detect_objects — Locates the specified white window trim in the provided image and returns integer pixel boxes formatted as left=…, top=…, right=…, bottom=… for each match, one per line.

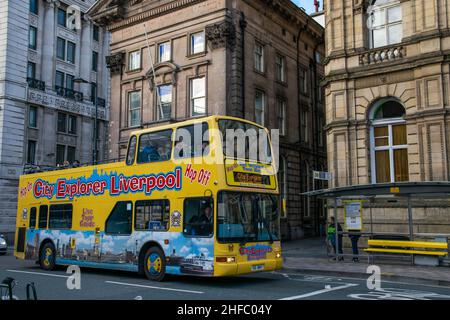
left=128, top=91, right=142, bottom=127
left=128, top=50, right=141, bottom=71
left=369, top=1, right=402, bottom=49
left=278, top=99, right=286, bottom=136
left=190, top=76, right=206, bottom=117
left=254, top=42, right=265, bottom=73
left=370, top=118, right=407, bottom=184
left=255, top=90, right=265, bottom=126
left=157, top=41, right=172, bottom=63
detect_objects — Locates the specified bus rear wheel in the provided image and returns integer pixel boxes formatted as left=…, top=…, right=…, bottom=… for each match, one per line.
left=143, top=247, right=166, bottom=282
left=39, top=242, right=56, bottom=271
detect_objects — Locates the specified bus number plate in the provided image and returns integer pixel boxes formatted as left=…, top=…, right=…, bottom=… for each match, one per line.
left=251, top=264, right=264, bottom=271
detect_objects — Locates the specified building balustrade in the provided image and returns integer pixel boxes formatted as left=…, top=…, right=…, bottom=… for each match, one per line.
left=55, top=86, right=84, bottom=102
left=359, top=45, right=406, bottom=65
left=26, top=78, right=46, bottom=91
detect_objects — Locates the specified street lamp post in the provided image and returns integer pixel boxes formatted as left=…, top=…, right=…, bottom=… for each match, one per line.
left=74, top=77, right=98, bottom=165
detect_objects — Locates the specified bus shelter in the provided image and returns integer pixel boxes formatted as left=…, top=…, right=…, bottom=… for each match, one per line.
left=302, top=182, right=450, bottom=265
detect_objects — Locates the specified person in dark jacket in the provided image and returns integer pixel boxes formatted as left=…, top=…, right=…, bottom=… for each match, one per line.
left=348, top=231, right=361, bottom=262
left=327, top=217, right=344, bottom=261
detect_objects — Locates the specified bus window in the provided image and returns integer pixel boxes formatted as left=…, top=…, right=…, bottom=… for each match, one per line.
left=135, top=200, right=170, bottom=231
left=174, top=122, right=209, bottom=159
left=29, top=207, right=37, bottom=229
left=137, top=129, right=172, bottom=164
left=105, top=201, right=132, bottom=235
left=183, top=197, right=213, bottom=237
left=49, top=204, right=73, bottom=229
left=38, top=205, right=48, bottom=229
left=126, top=135, right=137, bottom=165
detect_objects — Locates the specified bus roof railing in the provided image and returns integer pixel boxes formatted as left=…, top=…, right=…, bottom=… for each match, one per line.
left=22, top=157, right=126, bottom=175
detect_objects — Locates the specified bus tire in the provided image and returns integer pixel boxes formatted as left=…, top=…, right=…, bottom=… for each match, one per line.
left=143, top=246, right=166, bottom=282
left=39, top=242, right=56, bottom=271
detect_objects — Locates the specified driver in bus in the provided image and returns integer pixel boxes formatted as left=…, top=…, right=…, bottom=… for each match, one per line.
left=188, top=205, right=213, bottom=236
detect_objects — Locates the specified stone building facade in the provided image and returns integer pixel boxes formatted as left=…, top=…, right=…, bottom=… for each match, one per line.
left=0, top=0, right=110, bottom=242
left=90, top=0, right=325, bottom=239
left=324, top=0, right=450, bottom=234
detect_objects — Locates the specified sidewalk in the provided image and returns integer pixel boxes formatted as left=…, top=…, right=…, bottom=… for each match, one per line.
left=282, top=238, right=450, bottom=286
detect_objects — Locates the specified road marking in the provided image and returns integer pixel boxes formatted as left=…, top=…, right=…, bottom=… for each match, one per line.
left=6, top=269, right=69, bottom=278
left=105, top=280, right=204, bottom=294
left=279, top=283, right=358, bottom=300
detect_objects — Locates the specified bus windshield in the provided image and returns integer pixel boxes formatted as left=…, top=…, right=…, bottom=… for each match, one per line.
left=217, top=191, right=279, bottom=243
left=218, top=119, right=272, bottom=163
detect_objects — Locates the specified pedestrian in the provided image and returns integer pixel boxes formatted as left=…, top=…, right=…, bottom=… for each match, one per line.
left=327, top=217, right=344, bottom=261
left=348, top=231, right=361, bottom=262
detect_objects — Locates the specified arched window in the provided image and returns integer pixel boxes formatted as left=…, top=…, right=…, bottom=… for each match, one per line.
left=369, top=98, right=408, bottom=183
left=278, top=156, right=287, bottom=218
left=369, top=0, right=402, bottom=48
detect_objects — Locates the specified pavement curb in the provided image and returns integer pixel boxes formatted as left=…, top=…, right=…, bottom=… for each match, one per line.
left=282, top=266, right=450, bottom=287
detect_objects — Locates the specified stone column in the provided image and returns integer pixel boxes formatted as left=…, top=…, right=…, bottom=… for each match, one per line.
left=41, top=0, right=55, bottom=88
left=79, top=17, right=92, bottom=98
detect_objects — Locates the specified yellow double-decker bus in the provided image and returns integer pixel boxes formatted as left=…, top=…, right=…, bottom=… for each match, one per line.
left=14, top=116, right=282, bottom=281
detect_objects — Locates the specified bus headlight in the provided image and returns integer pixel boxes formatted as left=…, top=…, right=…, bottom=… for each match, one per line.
left=216, top=256, right=236, bottom=263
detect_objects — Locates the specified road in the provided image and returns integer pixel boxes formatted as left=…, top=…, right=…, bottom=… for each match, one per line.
left=1, top=252, right=450, bottom=300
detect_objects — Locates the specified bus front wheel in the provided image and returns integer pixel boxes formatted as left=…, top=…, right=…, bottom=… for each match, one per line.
left=143, top=247, right=166, bottom=282
left=39, top=242, right=56, bottom=271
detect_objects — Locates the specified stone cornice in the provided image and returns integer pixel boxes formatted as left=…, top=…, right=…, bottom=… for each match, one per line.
left=92, top=0, right=208, bottom=31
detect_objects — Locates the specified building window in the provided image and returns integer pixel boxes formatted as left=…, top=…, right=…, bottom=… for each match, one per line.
left=57, top=113, right=67, bottom=132
left=254, top=42, right=264, bottom=73
left=56, top=37, right=66, bottom=60
left=55, top=71, right=64, bottom=88
left=255, top=90, right=265, bottom=125
left=275, top=54, right=286, bottom=82
left=65, top=74, right=74, bottom=90
left=29, top=106, right=37, bottom=128
left=68, top=115, right=77, bottom=134
left=57, top=8, right=66, bottom=28
left=190, top=32, right=205, bottom=55
left=30, top=0, right=39, bottom=15
left=158, top=42, right=171, bottom=63
left=29, top=26, right=37, bottom=50
left=301, top=109, right=309, bottom=143
left=91, top=83, right=97, bottom=103
left=135, top=200, right=170, bottom=231
left=157, top=85, right=172, bottom=120
left=67, top=146, right=76, bottom=163
left=370, top=0, right=402, bottom=48
left=92, top=51, right=98, bottom=72
left=128, top=50, right=141, bottom=71
left=67, top=41, right=76, bottom=63
left=93, top=25, right=99, bottom=42
left=27, top=140, right=36, bottom=164
left=56, top=144, right=65, bottom=165
left=190, top=77, right=206, bottom=116
left=277, top=98, right=286, bottom=136
left=299, top=67, right=308, bottom=95
left=128, top=91, right=141, bottom=127
left=370, top=99, right=408, bottom=183
left=278, top=156, right=287, bottom=218
left=27, top=62, right=36, bottom=79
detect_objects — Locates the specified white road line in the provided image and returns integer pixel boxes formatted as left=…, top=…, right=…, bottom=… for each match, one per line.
left=105, top=280, right=204, bottom=294
left=6, top=269, right=69, bottom=278
left=279, top=283, right=359, bottom=300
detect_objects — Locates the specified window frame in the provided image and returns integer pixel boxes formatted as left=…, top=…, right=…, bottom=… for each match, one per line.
left=105, top=201, right=133, bottom=236
left=157, top=41, right=172, bottom=63
left=93, top=24, right=99, bottom=42
left=128, top=90, right=142, bottom=127
left=29, top=26, right=37, bottom=50
left=30, top=0, right=39, bottom=15
left=57, top=8, right=67, bottom=28
left=68, top=114, right=77, bottom=134
left=369, top=1, right=403, bottom=49
left=275, top=54, right=286, bottom=83
left=277, top=98, right=286, bottom=136
left=38, top=205, right=48, bottom=229
left=27, top=62, right=36, bottom=80
left=29, top=207, right=37, bottom=229
left=134, top=199, right=170, bottom=232
left=126, top=135, right=137, bottom=165
left=128, top=49, right=141, bottom=72
left=57, top=112, right=67, bottom=133
left=189, top=31, right=206, bottom=56
left=48, top=204, right=73, bottom=230
left=28, top=105, right=38, bottom=128
left=370, top=119, right=408, bottom=184
left=137, top=129, right=173, bottom=164
left=92, top=51, right=98, bottom=72
left=67, top=41, right=76, bottom=64
left=156, top=84, right=173, bottom=121
left=189, top=76, right=206, bottom=117
left=254, top=89, right=266, bottom=126
left=174, top=122, right=210, bottom=160
left=27, top=140, right=37, bottom=164
left=183, top=196, right=214, bottom=238
left=254, top=41, right=265, bottom=73
left=56, top=37, right=66, bottom=60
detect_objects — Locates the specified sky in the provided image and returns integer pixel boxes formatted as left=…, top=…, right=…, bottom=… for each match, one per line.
left=291, top=0, right=322, bottom=14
